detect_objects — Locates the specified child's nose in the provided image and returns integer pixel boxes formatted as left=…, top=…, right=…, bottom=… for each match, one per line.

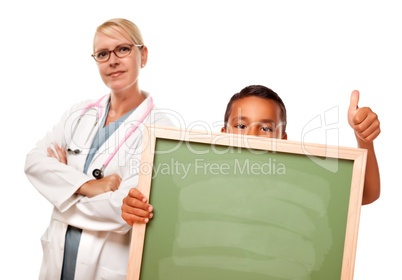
left=246, top=126, right=259, bottom=136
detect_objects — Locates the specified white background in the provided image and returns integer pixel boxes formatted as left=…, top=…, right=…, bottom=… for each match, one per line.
left=1, top=0, right=401, bottom=279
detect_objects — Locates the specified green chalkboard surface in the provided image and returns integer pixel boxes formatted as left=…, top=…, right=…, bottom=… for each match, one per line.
left=128, top=127, right=367, bottom=280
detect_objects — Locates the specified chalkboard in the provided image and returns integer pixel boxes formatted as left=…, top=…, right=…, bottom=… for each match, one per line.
left=127, top=126, right=367, bottom=280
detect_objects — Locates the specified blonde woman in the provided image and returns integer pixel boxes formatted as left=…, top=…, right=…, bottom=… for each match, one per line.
left=25, top=18, right=170, bottom=280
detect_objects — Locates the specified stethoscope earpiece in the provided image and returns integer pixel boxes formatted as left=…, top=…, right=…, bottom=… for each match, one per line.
left=67, top=148, right=81, bottom=154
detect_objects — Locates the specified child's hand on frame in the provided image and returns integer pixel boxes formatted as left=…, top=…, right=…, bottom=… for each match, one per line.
left=122, top=188, right=154, bottom=226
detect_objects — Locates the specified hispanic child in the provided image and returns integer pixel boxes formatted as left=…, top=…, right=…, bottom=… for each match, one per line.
left=121, top=85, right=381, bottom=225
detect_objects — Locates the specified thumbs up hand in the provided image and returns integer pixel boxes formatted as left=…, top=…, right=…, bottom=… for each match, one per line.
left=348, top=90, right=381, bottom=143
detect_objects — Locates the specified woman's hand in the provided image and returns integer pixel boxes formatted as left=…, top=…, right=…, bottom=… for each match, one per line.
left=47, top=144, right=122, bottom=197
left=121, top=188, right=153, bottom=226
left=76, top=174, right=122, bottom=198
left=47, top=144, right=67, bottom=164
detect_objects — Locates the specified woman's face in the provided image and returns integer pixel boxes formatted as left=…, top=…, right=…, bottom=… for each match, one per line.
left=93, top=29, right=147, bottom=94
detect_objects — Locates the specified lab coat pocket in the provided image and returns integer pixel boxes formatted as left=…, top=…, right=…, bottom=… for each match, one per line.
left=39, top=221, right=67, bottom=280
left=99, top=266, right=126, bottom=280
left=39, top=228, right=62, bottom=280
left=40, top=228, right=54, bottom=261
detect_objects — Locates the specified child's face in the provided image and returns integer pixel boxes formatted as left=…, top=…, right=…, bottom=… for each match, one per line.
left=221, top=96, right=287, bottom=139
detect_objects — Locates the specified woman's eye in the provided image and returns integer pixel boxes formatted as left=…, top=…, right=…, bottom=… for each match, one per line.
left=235, top=124, right=246, bottom=129
left=97, top=51, right=108, bottom=58
left=118, top=46, right=131, bottom=53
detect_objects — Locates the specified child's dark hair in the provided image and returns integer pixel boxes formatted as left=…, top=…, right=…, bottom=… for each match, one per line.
left=223, top=85, right=287, bottom=130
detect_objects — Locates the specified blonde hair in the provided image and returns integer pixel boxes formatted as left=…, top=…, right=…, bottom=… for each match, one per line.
left=94, top=18, right=144, bottom=51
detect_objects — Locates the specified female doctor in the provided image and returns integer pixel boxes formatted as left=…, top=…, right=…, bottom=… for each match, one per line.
left=24, top=18, right=171, bottom=280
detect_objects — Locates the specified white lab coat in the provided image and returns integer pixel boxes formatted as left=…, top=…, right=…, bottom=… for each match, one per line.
left=25, top=93, right=173, bottom=280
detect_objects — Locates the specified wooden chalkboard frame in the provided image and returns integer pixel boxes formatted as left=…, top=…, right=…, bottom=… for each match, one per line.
left=127, top=125, right=367, bottom=280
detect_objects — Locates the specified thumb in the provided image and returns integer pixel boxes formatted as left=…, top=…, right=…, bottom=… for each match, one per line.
left=349, top=90, right=360, bottom=112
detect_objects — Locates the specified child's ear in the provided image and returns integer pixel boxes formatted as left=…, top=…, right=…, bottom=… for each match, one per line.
left=221, top=127, right=227, bottom=133
left=282, top=132, right=287, bottom=140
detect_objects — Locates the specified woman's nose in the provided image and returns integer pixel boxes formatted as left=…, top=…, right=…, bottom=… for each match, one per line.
left=108, top=52, right=120, bottom=66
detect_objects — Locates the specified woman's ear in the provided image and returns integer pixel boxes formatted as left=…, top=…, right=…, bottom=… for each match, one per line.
left=282, top=132, right=287, bottom=140
left=141, top=46, right=148, bottom=68
left=221, top=127, right=226, bottom=133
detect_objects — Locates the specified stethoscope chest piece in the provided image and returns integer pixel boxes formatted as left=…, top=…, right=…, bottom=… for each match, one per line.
left=93, top=166, right=105, bottom=180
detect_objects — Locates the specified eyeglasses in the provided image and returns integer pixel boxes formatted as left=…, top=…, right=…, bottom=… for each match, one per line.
left=91, top=44, right=143, bottom=62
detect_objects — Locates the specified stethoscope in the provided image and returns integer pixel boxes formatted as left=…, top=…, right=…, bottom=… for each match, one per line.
left=66, top=95, right=154, bottom=180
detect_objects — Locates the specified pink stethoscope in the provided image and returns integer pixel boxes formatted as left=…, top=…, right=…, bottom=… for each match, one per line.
left=66, top=94, right=153, bottom=179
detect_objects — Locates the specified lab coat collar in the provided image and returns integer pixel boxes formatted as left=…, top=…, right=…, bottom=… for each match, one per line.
left=87, top=92, right=153, bottom=173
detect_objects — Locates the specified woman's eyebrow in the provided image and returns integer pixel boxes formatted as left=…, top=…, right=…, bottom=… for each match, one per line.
left=94, top=47, right=108, bottom=52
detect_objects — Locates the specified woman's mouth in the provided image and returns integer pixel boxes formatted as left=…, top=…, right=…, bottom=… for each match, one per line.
left=109, top=71, right=125, bottom=78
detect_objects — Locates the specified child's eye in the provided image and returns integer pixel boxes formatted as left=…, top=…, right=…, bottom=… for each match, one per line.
left=235, top=124, right=246, bottom=129
left=261, top=126, right=272, bottom=132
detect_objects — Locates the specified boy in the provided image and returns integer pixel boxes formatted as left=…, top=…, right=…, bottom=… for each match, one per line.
left=122, top=85, right=381, bottom=225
